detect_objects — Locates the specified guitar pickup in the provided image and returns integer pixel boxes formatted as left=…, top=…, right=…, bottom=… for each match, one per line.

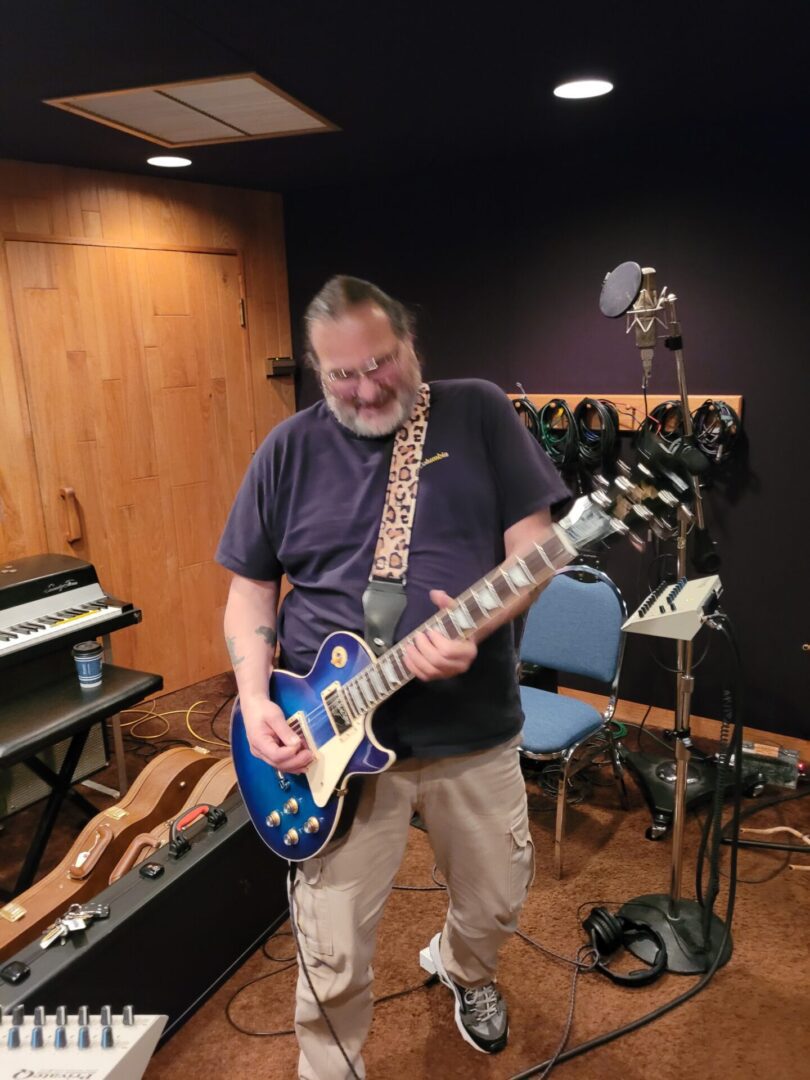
left=322, top=683, right=353, bottom=736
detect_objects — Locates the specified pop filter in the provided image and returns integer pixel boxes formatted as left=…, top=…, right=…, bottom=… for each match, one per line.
left=600, top=261, right=643, bottom=318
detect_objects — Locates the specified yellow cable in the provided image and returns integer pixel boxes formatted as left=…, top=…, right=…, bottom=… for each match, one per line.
left=185, top=700, right=231, bottom=748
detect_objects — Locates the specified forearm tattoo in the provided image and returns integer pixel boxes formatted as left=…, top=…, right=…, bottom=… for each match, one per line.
left=226, top=635, right=245, bottom=667
left=255, top=625, right=277, bottom=648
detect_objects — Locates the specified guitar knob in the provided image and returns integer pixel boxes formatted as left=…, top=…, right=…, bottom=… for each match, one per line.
left=283, top=798, right=299, bottom=815
left=283, top=829, right=300, bottom=846
left=303, top=817, right=320, bottom=834
left=275, top=770, right=291, bottom=791
left=266, top=811, right=282, bottom=827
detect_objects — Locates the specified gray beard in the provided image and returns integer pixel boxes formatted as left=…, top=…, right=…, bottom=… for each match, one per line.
left=323, top=372, right=422, bottom=438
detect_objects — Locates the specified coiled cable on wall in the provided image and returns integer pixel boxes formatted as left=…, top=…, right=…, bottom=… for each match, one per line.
left=691, top=399, right=740, bottom=464
left=537, top=398, right=579, bottom=470
left=513, top=385, right=541, bottom=441
left=573, top=398, right=619, bottom=470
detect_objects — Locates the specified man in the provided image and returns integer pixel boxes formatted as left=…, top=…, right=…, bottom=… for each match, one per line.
left=216, top=276, right=568, bottom=1079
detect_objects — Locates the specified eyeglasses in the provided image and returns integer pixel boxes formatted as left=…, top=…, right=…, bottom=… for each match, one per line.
left=322, top=348, right=401, bottom=385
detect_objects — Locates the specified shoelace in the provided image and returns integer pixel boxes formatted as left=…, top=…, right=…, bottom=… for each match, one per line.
left=462, top=984, right=500, bottom=1023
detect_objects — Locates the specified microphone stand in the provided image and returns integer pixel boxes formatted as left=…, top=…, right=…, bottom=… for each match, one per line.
left=619, top=290, right=732, bottom=973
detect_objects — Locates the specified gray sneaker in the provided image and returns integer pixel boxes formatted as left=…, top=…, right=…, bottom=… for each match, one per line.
left=428, top=933, right=508, bottom=1054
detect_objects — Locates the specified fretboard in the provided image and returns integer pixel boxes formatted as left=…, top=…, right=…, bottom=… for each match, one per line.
left=337, top=526, right=576, bottom=720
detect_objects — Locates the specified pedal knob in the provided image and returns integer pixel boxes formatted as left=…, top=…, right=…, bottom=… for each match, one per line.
left=78, top=1025, right=90, bottom=1049
left=54, top=1026, right=67, bottom=1048
left=283, top=829, right=300, bottom=846
left=31, top=1025, right=44, bottom=1048
left=55, top=1006, right=67, bottom=1026
left=7, top=1026, right=20, bottom=1049
left=122, top=1005, right=135, bottom=1026
left=101, top=1025, right=114, bottom=1048
left=266, top=810, right=282, bottom=827
left=34, top=1005, right=45, bottom=1025
left=303, top=817, right=320, bottom=834
left=283, top=798, right=299, bottom=815
left=100, top=1005, right=112, bottom=1026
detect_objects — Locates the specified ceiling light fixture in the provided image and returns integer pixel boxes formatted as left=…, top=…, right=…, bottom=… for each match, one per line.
left=553, top=79, right=614, bottom=100
left=147, top=155, right=192, bottom=167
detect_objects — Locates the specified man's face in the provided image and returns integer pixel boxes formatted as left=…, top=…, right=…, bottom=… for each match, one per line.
left=310, top=302, right=422, bottom=437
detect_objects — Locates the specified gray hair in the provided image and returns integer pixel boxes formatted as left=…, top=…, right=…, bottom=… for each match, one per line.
left=303, top=276, right=416, bottom=369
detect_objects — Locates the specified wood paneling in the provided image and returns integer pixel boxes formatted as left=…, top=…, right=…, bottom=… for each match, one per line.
left=0, top=159, right=294, bottom=691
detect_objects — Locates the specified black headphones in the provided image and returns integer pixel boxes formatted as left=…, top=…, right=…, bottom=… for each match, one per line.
left=582, top=907, right=668, bottom=987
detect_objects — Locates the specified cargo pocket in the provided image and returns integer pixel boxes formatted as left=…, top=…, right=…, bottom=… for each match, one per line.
left=292, top=858, right=334, bottom=958
left=508, top=813, right=536, bottom=908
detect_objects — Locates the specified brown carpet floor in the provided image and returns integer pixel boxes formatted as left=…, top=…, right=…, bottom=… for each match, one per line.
left=2, top=674, right=809, bottom=1079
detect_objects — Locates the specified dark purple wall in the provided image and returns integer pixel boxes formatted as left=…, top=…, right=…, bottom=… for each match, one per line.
left=283, top=150, right=807, bottom=739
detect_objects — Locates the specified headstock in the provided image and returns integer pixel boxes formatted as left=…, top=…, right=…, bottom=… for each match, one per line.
left=557, top=460, right=686, bottom=554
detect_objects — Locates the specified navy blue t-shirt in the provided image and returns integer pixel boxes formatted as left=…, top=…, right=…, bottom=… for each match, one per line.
left=216, top=379, right=569, bottom=757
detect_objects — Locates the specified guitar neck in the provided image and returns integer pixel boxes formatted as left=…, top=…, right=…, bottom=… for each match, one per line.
left=341, top=525, right=576, bottom=715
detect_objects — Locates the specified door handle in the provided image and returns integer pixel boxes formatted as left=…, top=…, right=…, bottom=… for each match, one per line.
left=59, top=486, right=82, bottom=543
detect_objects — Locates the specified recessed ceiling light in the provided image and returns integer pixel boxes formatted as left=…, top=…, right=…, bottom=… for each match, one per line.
left=553, top=79, right=614, bottom=100
left=147, top=155, right=192, bottom=167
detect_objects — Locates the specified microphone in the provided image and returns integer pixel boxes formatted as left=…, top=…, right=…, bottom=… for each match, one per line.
left=628, top=267, right=660, bottom=384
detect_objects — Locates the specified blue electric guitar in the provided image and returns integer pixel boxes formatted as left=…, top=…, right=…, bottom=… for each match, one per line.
left=232, top=465, right=683, bottom=861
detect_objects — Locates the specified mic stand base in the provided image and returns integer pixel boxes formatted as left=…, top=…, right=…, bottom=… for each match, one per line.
left=619, top=894, right=732, bottom=974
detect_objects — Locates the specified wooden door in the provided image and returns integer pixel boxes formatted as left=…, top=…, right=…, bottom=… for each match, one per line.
left=5, top=240, right=254, bottom=692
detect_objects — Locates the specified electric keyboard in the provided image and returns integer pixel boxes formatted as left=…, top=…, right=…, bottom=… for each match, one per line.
left=0, top=554, right=141, bottom=669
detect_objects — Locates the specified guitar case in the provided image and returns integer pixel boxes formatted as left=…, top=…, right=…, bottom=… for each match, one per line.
left=108, top=757, right=237, bottom=883
left=0, top=746, right=219, bottom=960
left=0, top=791, right=289, bottom=1043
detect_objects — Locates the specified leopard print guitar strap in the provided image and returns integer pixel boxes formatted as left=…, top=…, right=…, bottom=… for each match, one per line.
left=362, top=382, right=431, bottom=656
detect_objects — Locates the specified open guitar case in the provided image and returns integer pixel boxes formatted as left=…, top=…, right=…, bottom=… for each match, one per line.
left=0, top=792, right=289, bottom=1044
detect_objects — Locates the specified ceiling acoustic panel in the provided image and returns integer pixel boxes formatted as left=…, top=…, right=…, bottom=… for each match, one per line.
left=44, top=73, right=338, bottom=147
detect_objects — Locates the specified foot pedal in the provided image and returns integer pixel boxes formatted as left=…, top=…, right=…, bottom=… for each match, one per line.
left=419, top=946, right=437, bottom=975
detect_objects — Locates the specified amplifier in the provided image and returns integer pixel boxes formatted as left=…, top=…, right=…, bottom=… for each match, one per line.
left=0, top=722, right=109, bottom=820
left=0, top=792, right=289, bottom=1043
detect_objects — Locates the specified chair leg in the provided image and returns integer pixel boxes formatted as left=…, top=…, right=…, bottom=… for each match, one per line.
left=554, top=750, right=573, bottom=879
left=608, top=729, right=630, bottom=810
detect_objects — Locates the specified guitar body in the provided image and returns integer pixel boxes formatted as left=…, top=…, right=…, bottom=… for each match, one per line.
left=231, top=631, right=394, bottom=862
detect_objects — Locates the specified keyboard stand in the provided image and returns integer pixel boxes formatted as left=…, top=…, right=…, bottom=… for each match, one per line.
left=0, top=653, right=162, bottom=900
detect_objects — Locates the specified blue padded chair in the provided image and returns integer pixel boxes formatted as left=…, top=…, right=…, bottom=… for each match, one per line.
left=519, top=566, right=629, bottom=878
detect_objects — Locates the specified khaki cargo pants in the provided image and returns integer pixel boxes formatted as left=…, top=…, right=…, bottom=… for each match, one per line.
left=292, top=735, right=534, bottom=1080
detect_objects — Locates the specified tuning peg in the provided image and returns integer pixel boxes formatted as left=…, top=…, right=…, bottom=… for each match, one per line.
left=632, top=504, right=654, bottom=521
left=593, top=473, right=610, bottom=489
left=590, top=489, right=612, bottom=509
left=617, top=460, right=631, bottom=476
left=627, top=529, right=647, bottom=552
left=649, top=517, right=677, bottom=540
left=657, top=489, right=680, bottom=508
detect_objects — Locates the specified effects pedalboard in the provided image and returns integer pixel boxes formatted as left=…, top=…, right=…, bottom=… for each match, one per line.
left=0, top=1004, right=165, bottom=1079
left=623, top=575, right=722, bottom=641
